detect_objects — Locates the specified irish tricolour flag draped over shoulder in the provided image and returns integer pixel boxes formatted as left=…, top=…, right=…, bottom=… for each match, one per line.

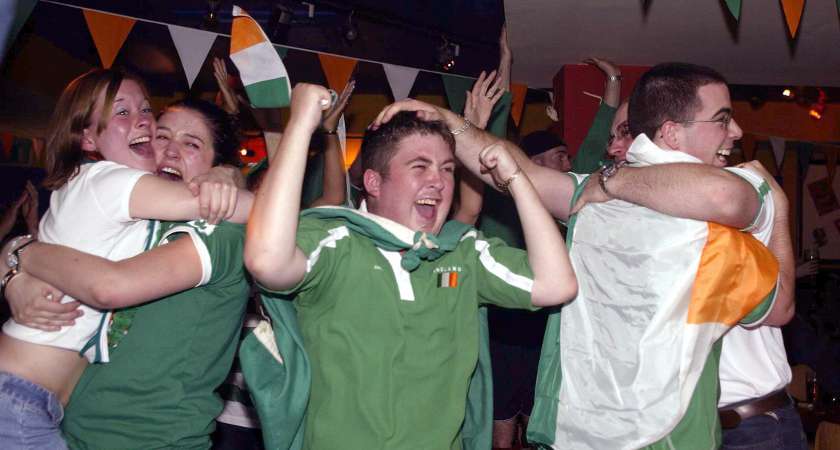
left=528, top=135, right=780, bottom=450
left=230, top=5, right=291, bottom=108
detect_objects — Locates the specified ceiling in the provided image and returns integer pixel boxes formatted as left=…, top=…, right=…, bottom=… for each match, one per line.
left=506, top=0, right=840, bottom=88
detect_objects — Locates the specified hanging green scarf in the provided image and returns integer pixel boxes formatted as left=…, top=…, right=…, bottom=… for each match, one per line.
left=239, top=207, right=493, bottom=450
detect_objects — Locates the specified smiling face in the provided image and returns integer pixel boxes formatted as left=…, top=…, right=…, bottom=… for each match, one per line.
left=153, top=107, right=216, bottom=181
left=81, top=79, right=156, bottom=172
left=364, top=133, right=455, bottom=234
left=675, top=83, right=743, bottom=168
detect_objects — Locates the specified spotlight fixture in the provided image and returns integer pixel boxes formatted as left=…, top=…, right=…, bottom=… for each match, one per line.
left=343, top=11, right=358, bottom=42
left=437, top=37, right=459, bottom=71
left=809, top=88, right=827, bottom=120
left=270, top=1, right=294, bottom=41
left=240, top=148, right=255, bottom=157
left=202, top=0, right=221, bottom=30
left=782, top=88, right=794, bottom=99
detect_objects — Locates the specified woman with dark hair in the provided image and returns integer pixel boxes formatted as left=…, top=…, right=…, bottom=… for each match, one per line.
left=4, top=97, right=252, bottom=449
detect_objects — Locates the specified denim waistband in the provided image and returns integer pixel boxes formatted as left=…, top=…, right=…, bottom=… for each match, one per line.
left=0, top=372, right=63, bottom=422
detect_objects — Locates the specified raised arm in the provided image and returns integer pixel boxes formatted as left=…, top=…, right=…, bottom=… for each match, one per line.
left=372, top=99, right=578, bottom=220
left=584, top=57, right=621, bottom=108
left=478, top=143, right=576, bottom=306
left=245, top=84, right=331, bottom=290
left=453, top=69, right=506, bottom=225
left=309, top=81, right=354, bottom=207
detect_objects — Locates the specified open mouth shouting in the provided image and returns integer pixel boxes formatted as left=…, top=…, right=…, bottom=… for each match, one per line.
left=128, top=135, right=153, bottom=159
left=716, top=147, right=731, bottom=165
left=415, top=197, right=439, bottom=222
left=157, top=165, right=183, bottom=181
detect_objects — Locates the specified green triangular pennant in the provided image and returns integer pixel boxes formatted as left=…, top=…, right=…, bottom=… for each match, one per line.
left=724, top=0, right=742, bottom=19
left=441, top=74, right=474, bottom=115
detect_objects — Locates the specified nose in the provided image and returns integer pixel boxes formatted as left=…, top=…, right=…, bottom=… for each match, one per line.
left=163, top=140, right=181, bottom=160
left=728, top=118, right=743, bottom=140
left=426, top=168, right=445, bottom=190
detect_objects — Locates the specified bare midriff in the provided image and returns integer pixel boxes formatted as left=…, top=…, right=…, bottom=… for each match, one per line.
left=0, top=333, right=87, bottom=405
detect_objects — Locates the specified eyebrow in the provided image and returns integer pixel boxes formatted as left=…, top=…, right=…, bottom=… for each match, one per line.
left=713, top=107, right=733, bottom=118
left=406, top=156, right=455, bottom=166
left=156, top=126, right=205, bottom=144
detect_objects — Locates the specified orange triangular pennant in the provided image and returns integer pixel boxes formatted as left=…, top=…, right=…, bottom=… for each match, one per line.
left=83, top=10, right=135, bottom=68
left=317, top=54, right=357, bottom=92
left=780, top=0, right=806, bottom=38
left=826, top=147, right=838, bottom=183
left=510, top=82, right=528, bottom=127
left=740, top=133, right=756, bottom=161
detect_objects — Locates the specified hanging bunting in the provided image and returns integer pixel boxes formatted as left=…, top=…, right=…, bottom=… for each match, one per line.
left=740, top=133, right=756, bottom=161
left=780, top=0, right=806, bottom=39
left=382, top=64, right=420, bottom=101
left=724, top=0, right=742, bottom=20
left=441, top=74, right=474, bottom=115
left=317, top=54, right=357, bottom=93
left=83, top=10, right=135, bottom=68
left=0, top=132, right=13, bottom=159
left=275, top=45, right=288, bottom=59
left=825, top=147, right=838, bottom=183
left=769, top=136, right=786, bottom=170
left=510, top=82, right=528, bottom=127
left=796, top=142, right=814, bottom=179
left=168, top=25, right=217, bottom=88
left=230, top=5, right=292, bottom=108
left=1, top=0, right=38, bottom=60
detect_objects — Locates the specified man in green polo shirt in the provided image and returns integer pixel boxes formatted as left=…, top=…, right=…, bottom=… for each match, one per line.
left=245, top=83, right=578, bottom=449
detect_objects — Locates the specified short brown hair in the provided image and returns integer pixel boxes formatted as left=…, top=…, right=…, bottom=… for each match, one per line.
left=360, top=111, right=454, bottom=179
left=43, top=69, right=148, bottom=190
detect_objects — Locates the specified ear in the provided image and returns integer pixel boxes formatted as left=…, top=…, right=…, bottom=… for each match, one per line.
left=80, top=127, right=98, bottom=153
left=658, top=121, right=682, bottom=150
left=363, top=169, right=383, bottom=199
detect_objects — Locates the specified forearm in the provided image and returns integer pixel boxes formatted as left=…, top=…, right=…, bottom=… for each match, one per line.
left=245, top=121, right=310, bottom=290
left=763, top=215, right=795, bottom=326
left=498, top=51, right=512, bottom=92
left=508, top=174, right=577, bottom=306
left=452, top=169, right=485, bottom=226
left=309, top=134, right=347, bottom=207
left=603, top=77, right=620, bottom=108
left=20, top=240, right=202, bottom=309
left=608, top=164, right=759, bottom=228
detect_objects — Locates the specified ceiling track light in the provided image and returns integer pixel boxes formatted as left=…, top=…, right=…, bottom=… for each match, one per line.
left=344, top=10, right=358, bottom=42
left=437, top=36, right=459, bottom=71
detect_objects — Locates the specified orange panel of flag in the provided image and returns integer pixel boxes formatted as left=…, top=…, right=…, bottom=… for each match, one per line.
left=780, top=0, right=806, bottom=38
left=510, top=82, right=528, bottom=127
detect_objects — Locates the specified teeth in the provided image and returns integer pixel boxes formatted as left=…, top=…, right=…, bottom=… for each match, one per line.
left=416, top=198, right=437, bottom=206
left=129, top=136, right=151, bottom=146
left=161, top=167, right=181, bottom=176
left=717, top=148, right=731, bottom=156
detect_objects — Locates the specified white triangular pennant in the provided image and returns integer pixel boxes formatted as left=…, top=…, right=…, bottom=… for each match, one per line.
left=769, top=136, right=786, bottom=169
left=168, top=24, right=217, bottom=88
left=382, top=63, right=419, bottom=101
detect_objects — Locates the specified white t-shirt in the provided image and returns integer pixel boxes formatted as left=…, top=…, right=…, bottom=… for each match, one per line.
left=3, top=161, right=149, bottom=363
left=718, top=168, right=791, bottom=407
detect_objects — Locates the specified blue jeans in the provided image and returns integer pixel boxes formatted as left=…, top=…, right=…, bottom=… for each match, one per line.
left=721, top=400, right=807, bottom=450
left=0, top=372, right=68, bottom=450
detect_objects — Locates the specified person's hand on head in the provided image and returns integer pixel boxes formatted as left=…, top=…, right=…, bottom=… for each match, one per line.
left=464, top=70, right=505, bottom=129
left=584, top=57, right=621, bottom=107
left=289, top=83, right=333, bottom=134
left=5, top=272, right=78, bottom=332
left=322, top=80, right=355, bottom=133
left=371, top=99, right=454, bottom=130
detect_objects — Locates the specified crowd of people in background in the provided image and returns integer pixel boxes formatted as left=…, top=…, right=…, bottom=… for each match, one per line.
left=0, top=24, right=815, bottom=450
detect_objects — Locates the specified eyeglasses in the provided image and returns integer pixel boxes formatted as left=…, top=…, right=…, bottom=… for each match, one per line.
left=678, top=114, right=732, bottom=129
left=607, top=122, right=630, bottom=146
